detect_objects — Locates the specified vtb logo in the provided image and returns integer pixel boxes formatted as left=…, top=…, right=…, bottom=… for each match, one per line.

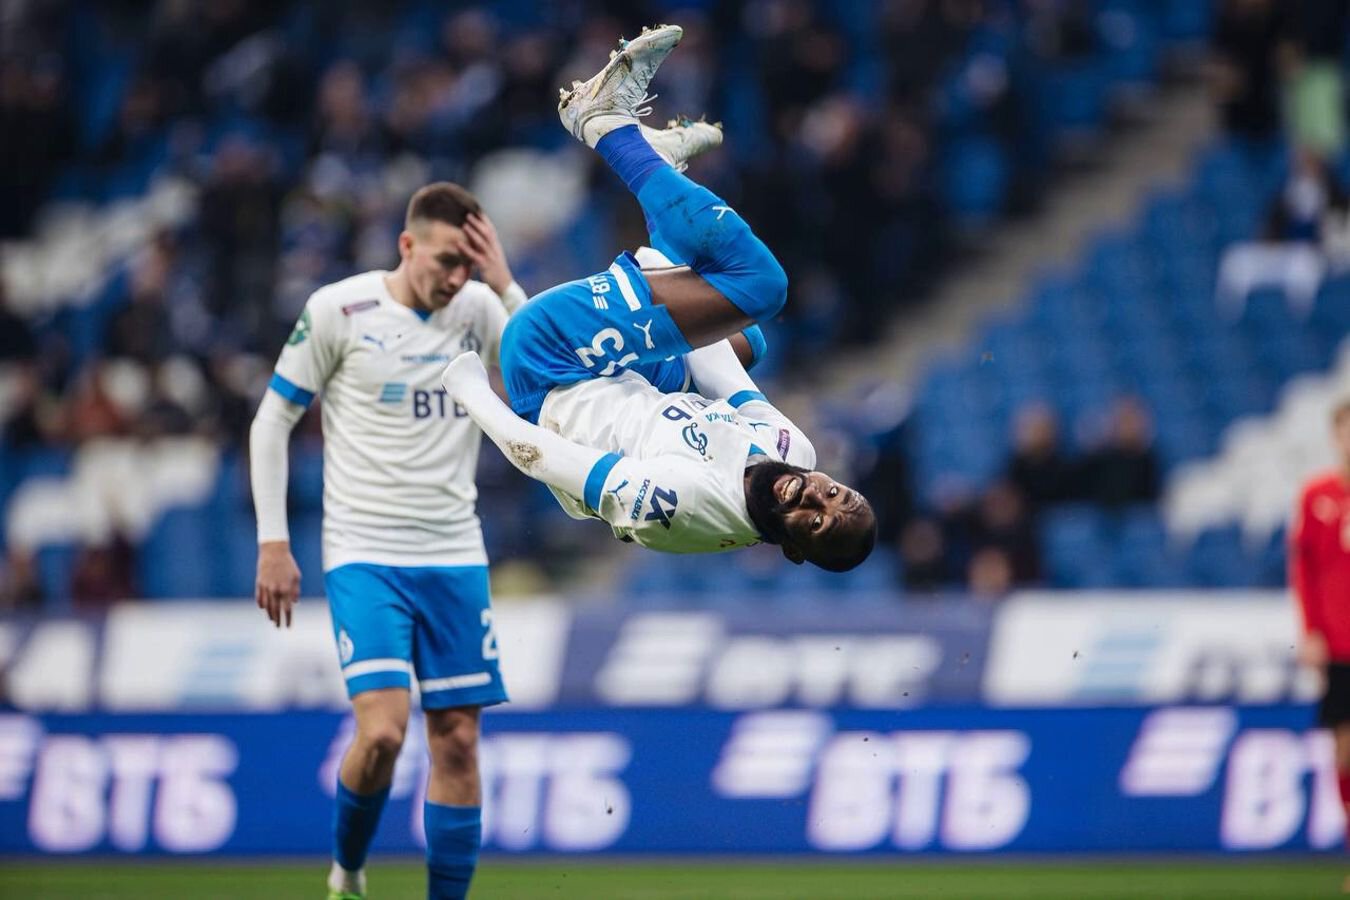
left=381, top=383, right=467, bottom=418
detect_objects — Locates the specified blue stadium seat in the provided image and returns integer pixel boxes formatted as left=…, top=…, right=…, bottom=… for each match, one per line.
left=139, top=507, right=218, bottom=599
left=1185, top=525, right=1259, bottom=587
left=1041, top=505, right=1108, bottom=588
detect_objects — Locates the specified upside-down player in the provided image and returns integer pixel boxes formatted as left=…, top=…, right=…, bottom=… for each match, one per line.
left=443, top=24, right=876, bottom=572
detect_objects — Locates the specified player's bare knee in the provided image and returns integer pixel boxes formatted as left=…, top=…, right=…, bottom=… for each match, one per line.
left=426, top=709, right=480, bottom=776
left=358, top=720, right=408, bottom=764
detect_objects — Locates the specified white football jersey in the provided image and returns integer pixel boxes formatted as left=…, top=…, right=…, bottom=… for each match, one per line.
left=537, top=370, right=816, bottom=553
left=271, top=270, right=508, bottom=570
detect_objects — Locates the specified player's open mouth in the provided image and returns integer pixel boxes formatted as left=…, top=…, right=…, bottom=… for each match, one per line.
left=776, top=474, right=803, bottom=506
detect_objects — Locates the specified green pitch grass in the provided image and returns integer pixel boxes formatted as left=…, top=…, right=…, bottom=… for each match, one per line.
left=0, top=858, right=1343, bottom=899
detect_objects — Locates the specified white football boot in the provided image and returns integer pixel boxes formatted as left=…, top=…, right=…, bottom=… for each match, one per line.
left=557, top=24, right=683, bottom=147
left=641, top=116, right=723, bottom=172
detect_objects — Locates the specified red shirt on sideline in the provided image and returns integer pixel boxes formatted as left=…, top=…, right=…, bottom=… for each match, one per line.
left=1292, top=471, right=1350, bottom=661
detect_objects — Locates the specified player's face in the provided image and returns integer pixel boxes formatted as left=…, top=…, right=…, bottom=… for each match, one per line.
left=770, top=470, right=875, bottom=570
left=402, top=220, right=472, bottom=311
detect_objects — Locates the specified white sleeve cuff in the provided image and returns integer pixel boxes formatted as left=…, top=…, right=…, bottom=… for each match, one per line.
left=497, top=280, right=528, bottom=315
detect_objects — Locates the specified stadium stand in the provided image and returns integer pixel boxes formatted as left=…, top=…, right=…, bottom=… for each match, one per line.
left=6, top=1, right=1337, bottom=605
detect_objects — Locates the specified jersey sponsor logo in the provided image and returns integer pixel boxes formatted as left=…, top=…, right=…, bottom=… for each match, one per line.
left=607, top=479, right=629, bottom=502
left=361, top=334, right=386, bottom=351
left=777, top=428, right=791, bottom=460
left=286, top=309, right=311, bottom=346
left=705, top=411, right=735, bottom=424
left=682, top=423, right=709, bottom=457
left=588, top=274, right=612, bottom=310
left=379, top=382, right=408, bottom=404
left=745, top=420, right=771, bottom=432
left=341, top=299, right=380, bottom=315
left=460, top=327, right=482, bottom=354
left=413, top=388, right=467, bottom=419
left=400, top=353, right=451, bottom=365
left=662, top=404, right=693, bottom=422
left=644, top=487, right=679, bottom=529
left=629, top=478, right=651, bottom=522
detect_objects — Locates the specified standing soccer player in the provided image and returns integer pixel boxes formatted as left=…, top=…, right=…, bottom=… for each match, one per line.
left=250, top=183, right=524, bottom=900
left=1291, top=397, right=1350, bottom=856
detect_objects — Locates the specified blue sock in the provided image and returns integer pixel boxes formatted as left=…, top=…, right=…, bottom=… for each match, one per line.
left=596, top=125, right=668, bottom=194
left=333, top=781, right=390, bottom=872
left=741, top=325, right=768, bottom=370
left=424, top=802, right=481, bottom=900
left=634, top=166, right=787, bottom=322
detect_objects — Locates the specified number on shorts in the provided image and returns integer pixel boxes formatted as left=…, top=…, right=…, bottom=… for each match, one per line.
left=481, top=608, right=499, bottom=660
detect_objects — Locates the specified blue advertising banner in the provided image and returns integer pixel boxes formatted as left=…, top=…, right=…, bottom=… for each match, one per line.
left=0, top=705, right=1341, bottom=856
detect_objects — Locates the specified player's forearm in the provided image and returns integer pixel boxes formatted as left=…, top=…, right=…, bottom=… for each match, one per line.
left=686, top=338, right=761, bottom=404
left=452, top=377, right=598, bottom=499
left=249, top=390, right=303, bottom=543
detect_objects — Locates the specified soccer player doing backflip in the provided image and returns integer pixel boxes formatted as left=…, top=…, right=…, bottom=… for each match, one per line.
left=443, top=24, right=876, bottom=572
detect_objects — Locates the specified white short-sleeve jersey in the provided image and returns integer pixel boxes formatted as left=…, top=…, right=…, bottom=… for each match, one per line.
left=270, top=270, right=508, bottom=570
left=537, top=370, right=816, bottom=553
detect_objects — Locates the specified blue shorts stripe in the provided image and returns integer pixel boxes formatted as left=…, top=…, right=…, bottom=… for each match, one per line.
left=729, top=390, right=767, bottom=409
left=584, top=453, right=623, bottom=510
left=269, top=372, right=316, bottom=407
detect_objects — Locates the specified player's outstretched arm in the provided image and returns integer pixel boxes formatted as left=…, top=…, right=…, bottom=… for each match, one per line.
left=443, top=352, right=606, bottom=500
left=250, top=391, right=304, bottom=628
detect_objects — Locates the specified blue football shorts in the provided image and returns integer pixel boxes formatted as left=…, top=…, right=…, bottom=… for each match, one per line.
left=500, top=252, right=692, bottom=422
left=324, top=563, right=508, bottom=709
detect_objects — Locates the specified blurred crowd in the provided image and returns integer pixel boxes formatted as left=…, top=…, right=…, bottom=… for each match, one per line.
left=0, top=1, right=1224, bottom=606
left=1211, top=0, right=1350, bottom=317
left=864, top=396, right=1161, bottom=598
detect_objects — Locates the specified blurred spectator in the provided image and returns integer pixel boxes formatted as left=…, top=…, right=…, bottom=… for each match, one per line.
left=0, top=284, right=36, bottom=363
left=1217, top=148, right=1348, bottom=318
left=1280, top=0, right=1349, bottom=158
left=1209, top=0, right=1286, bottom=141
left=897, top=517, right=948, bottom=592
left=968, top=480, right=1042, bottom=583
left=1005, top=402, right=1076, bottom=509
left=69, top=534, right=137, bottom=610
left=0, top=47, right=76, bottom=237
left=0, top=549, right=43, bottom=612
left=1080, top=397, right=1162, bottom=509
left=966, top=545, right=1015, bottom=600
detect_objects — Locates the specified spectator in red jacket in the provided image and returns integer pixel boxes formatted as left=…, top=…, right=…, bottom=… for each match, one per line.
left=1291, top=396, right=1350, bottom=850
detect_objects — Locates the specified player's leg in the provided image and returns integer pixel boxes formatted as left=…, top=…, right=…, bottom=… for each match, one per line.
left=409, top=565, right=508, bottom=900
left=325, top=565, right=418, bottom=899
left=1335, top=723, right=1350, bottom=846
left=559, top=26, right=787, bottom=348
left=633, top=125, right=770, bottom=374
left=422, top=706, right=483, bottom=900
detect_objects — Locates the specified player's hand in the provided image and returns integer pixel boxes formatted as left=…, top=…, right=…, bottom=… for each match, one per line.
left=256, top=541, right=301, bottom=629
left=1298, top=632, right=1329, bottom=669
left=461, top=212, right=515, bottom=297
left=442, top=351, right=489, bottom=398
